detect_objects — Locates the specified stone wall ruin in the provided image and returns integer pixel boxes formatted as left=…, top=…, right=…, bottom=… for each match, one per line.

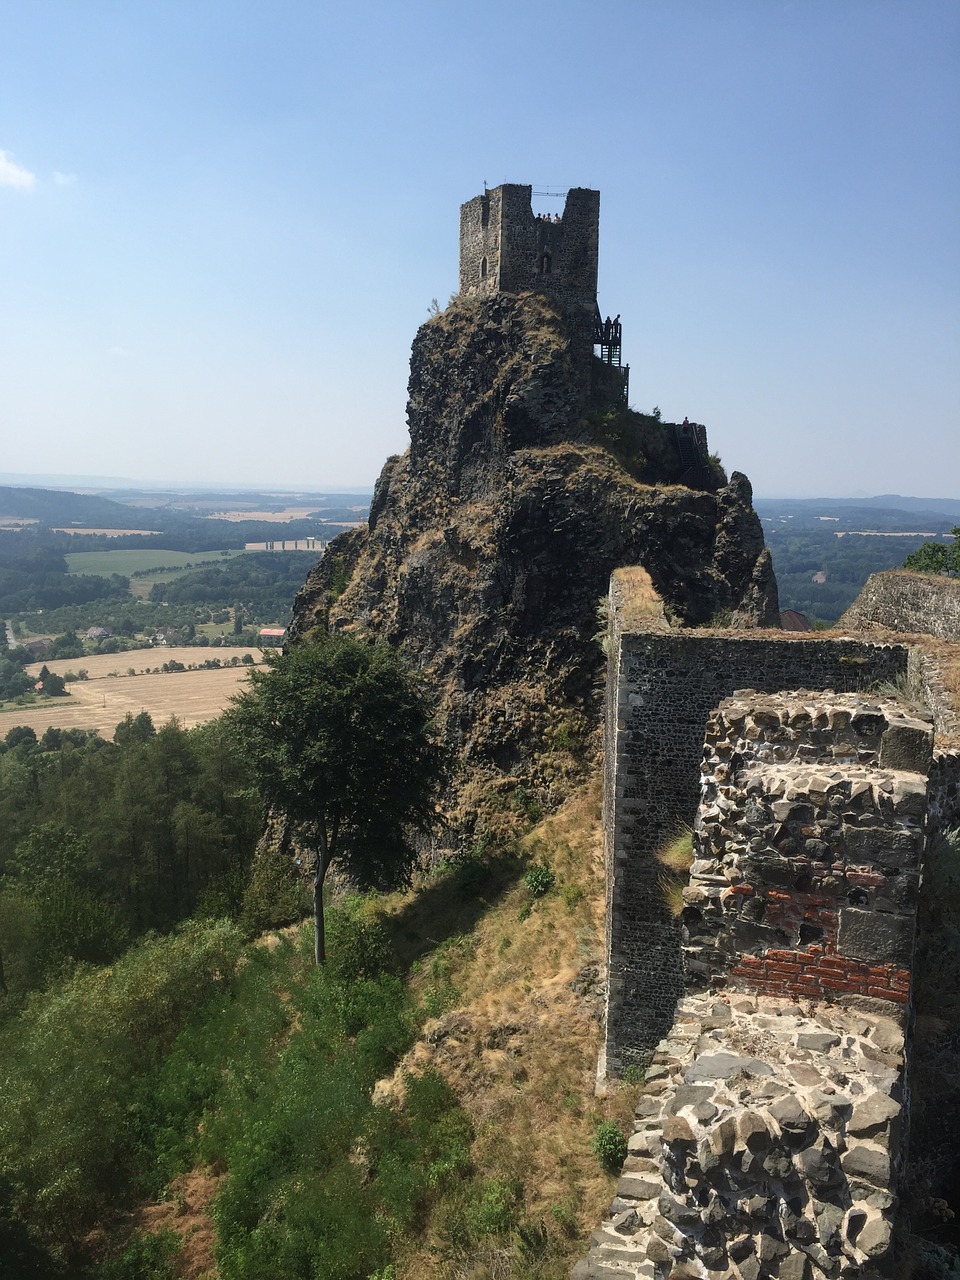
left=602, top=597, right=909, bottom=1075
left=684, top=691, right=933, bottom=1015
left=840, top=570, right=960, bottom=642
left=577, top=569, right=960, bottom=1278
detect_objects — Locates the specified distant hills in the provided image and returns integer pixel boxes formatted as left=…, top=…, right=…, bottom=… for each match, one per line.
left=756, top=495, right=960, bottom=524
left=0, top=485, right=371, bottom=555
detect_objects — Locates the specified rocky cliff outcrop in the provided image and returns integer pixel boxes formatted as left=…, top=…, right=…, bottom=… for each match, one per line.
left=289, top=292, right=779, bottom=843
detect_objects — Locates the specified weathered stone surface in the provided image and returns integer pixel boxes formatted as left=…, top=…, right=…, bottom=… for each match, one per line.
left=837, top=907, right=914, bottom=967
left=848, top=1092, right=900, bottom=1139
left=662, top=1115, right=695, bottom=1145
left=840, top=1141, right=890, bottom=1187
left=799, top=1139, right=842, bottom=1189
left=814, top=1199, right=845, bottom=1248
left=778, top=1254, right=811, bottom=1280
left=658, top=1190, right=700, bottom=1226
left=797, top=1032, right=840, bottom=1053
left=685, top=1052, right=773, bottom=1082
left=669, top=1084, right=715, bottom=1114
left=757, top=1231, right=789, bottom=1261
left=644, top=1234, right=671, bottom=1264
left=807, top=1090, right=850, bottom=1130
left=878, top=721, right=934, bottom=773
left=737, top=1110, right=772, bottom=1152
left=710, top=1115, right=738, bottom=1156
left=769, top=1094, right=815, bottom=1139
left=856, top=1213, right=893, bottom=1258
left=616, top=1173, right=661, bottom=1200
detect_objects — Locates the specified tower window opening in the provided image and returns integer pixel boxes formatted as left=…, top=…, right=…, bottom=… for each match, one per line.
left=480, top=256, right=488, bottom=279
left=480, top=196, right=489, bottom=228
left=539, top=251, right=552, bottom=275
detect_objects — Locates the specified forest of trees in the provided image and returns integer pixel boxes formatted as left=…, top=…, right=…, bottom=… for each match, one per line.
left=757, top=499, right=958, bottom=622
left=148, top=550, right=322, bottom=616
left=0, top=641, right=499, bottom=1280
left=0, top=713, right=263, bottom=1007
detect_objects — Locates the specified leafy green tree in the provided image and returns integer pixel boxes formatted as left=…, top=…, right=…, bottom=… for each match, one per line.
left=904, top=530, right=960, bottom=576
left=227, top=636, right=445, bottom=963
left=113, top=711, right=156, bottom=747
left=36, top=666, right=67, bottom=697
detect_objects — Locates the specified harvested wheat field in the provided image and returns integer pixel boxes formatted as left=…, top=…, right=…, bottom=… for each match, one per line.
left=2, top=648, right=262, bottom=738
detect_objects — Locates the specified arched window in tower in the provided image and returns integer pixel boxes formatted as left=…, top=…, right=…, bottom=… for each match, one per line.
left=480, top=256, right=488, bottom=280
left=539, top=251, right=552, bottom=275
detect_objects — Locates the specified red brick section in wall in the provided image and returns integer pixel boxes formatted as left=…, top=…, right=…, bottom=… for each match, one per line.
left=730, top=947, right=911, bottom=1003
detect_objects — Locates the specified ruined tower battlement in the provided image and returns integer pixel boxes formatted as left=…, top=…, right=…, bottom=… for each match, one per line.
left=459, top=184, right=599, bottom=308
left=459, top=184, right=600, bottom=349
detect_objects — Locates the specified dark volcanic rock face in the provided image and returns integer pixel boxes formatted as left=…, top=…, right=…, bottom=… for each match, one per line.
left=290, top=292, right=778, bottom=840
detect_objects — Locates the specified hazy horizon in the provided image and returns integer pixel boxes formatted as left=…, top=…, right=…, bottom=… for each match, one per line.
left=2, top=471, right=959, bottom=510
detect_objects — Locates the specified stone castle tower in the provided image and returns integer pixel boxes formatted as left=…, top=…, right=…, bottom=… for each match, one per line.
left=459, top=184, right=599, bottom=315
left=459, top=184, right=626, bottom=399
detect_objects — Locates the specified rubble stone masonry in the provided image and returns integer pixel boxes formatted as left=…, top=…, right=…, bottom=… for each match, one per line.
left=602, top=614, right=908, bottom=1075
left=683, top=691, right=933, bottom=1016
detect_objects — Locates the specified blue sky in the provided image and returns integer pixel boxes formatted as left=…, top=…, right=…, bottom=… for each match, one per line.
left=1, top=0, right=957, bottom=496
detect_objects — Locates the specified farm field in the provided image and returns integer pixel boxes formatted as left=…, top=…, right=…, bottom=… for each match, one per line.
left=53, top=527, right=158, bottom=537
left=210, top=506, right=320, bottom=521
left=65, top=547, right=246, bottom=599
left=2, top=648, right=261, bottom=738
left=65, top=548, right=243, bottom=577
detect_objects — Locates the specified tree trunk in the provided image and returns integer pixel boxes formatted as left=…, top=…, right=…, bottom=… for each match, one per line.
left=313, top=835, right=331, bottom=965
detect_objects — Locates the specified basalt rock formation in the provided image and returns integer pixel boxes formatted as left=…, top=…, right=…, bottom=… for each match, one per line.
left=289, top=291, right=779, bottom=843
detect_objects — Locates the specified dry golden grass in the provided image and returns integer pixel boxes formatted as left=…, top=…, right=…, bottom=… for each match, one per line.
left=373, top=776, right=643, bottom=1279
left=656, top=829, right=694, bottom=875
left=609, top=565, right=668, bottom=632
left=135, top=1171, right=220, bottom=1280
left=2, top=648, right=261, bottom=737
left=654, top=829, right=694, bottom=919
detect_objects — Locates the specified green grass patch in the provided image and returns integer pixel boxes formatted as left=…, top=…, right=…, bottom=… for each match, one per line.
left=65, top=549, right=243, bottom=580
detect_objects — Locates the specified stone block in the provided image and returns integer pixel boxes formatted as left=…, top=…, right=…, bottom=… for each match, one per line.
left=797, top=1031, right=840, bottom=1052
left=710, top=1115, right=739, bottom=1156
left=769, top=1094, right=816, bottom=1142
left=799, top=1139, right=843, bottom=1189
left=848, top=1092, right=900, bottom=1140
left=685, top=1052, right=773, bottom=1082
left=662, top=1115, right=695, bottom=1145
left=738, top=1110, right=773, bottom=1152
left=777, top=1255, right=811, bottom=1280
left=857, top=1213, right=893, bottom=1257
left=837, top=907, right=913, bottom=967
left=669, top=1084, right=714, bottom=1114
left=840, top=1141, right=890, bottom=1187
left=879, top=721, right=933, bottom=773
left=616, top=1173, right=661, bottom=1200
left=658, top=1190, right=700, bottom=1226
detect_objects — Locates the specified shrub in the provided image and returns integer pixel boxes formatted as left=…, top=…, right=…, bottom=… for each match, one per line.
left=561, top=883, right=585, bottom=911
left=524, top=861, right=555, bottom=898
left=0, top=920, right=245, bottom=1244
left=592, top=1121, right=627, bottom=1172
left=469, top=1178, right=521, bottom=1237
left=98, top=1228, right=180, bottom=1279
